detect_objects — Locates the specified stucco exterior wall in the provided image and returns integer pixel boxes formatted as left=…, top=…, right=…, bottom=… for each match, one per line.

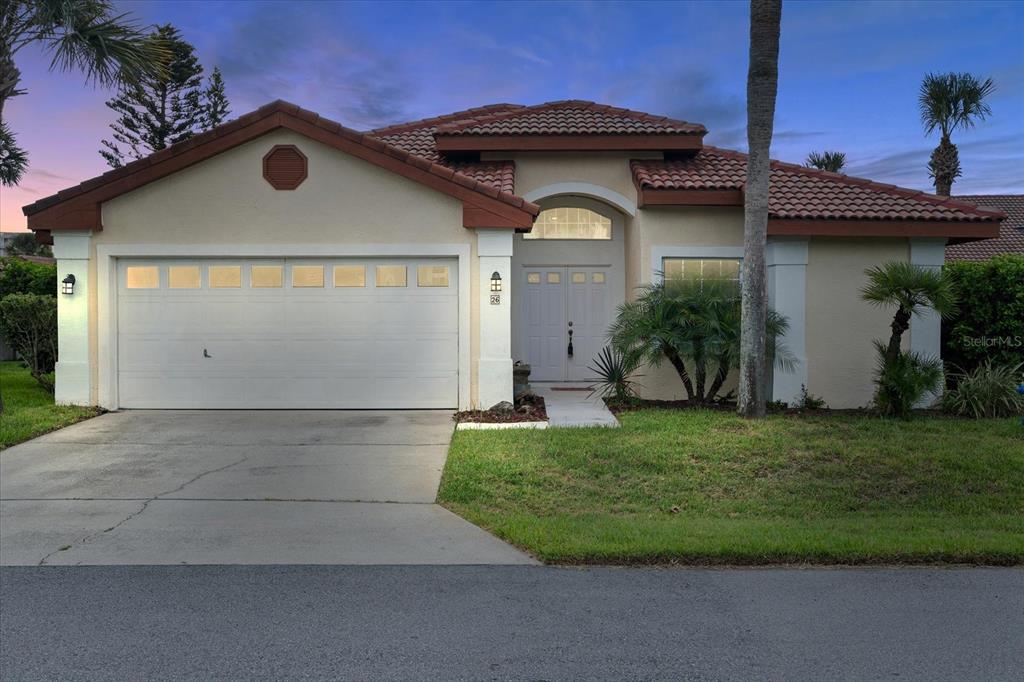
left=805, top=237, right=910, bottom=408
left=633, top=206, right=745, bottom=400
left=87, top=130, right=480, bottom=405
left=486, top=151, right=659, bottom=201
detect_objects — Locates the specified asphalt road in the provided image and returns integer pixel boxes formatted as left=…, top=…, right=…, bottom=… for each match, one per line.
left=2, top=566, right=1021, bottom=681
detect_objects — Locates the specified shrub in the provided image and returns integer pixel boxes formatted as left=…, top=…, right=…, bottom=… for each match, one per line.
left=588, top=346, right=641, bottom=401
left=943, top=255, right=1024, bottom=371
left=609, top=277, right=791, bottom=404
left=0, top=294, right=58, bottom=391
left=872, top=342, right=944, bottom=419
left=943, top=360, right=1024, bottom=419
left=796, top=384, right=827, bottom=410
left=0, top=256, right=57, bottom=298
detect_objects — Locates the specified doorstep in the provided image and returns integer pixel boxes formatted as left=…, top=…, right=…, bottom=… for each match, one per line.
left=533, top=384, right=620, bottom=428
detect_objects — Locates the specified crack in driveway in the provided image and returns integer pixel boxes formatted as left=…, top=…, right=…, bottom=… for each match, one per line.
left=36, top=457, right=248, bottom=566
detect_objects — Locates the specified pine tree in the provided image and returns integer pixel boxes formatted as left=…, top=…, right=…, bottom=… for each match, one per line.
left=202, top=67, right=231, bottom=131
left=100, top=25, right=205, bottom=169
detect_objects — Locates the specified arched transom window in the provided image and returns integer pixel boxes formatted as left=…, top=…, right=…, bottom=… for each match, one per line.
left=524, top=206, right=612, bottom=240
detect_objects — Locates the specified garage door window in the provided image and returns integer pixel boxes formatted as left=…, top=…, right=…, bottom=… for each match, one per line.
left=125, top=266, right=159, bottom=289
left=209, top=266, right=241, bottom=288
left=376, top=265, right=407, bottom=287
left=168, top=266, right=200, bottom=289
left=417, top=265, right=449, bottom=287
left=333, top=265, right=365, bottom=287
left=251, top=265, right=283, bottom=288
left=292, top=265, right=324, bottom=288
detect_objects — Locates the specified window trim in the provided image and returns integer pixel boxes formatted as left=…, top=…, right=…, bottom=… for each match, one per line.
left=524, top=206, right=614, bottom=241
left=650, top=246, right=744, bottom=284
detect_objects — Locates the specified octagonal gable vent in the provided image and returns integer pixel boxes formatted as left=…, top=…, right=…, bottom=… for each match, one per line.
left=263, top=145, right=308, bottom=189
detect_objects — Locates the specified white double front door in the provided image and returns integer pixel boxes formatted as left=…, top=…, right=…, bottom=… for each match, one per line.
left=519, top=266, right=613, bottom=381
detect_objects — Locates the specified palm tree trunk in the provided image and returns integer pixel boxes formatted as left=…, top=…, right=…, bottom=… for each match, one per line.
left=739, top=0, right=782, bottom=419
left=929, top=135, right=960, bottom=196
left=664, top=348, right=696, bottom=401
left=885, top=306, right=911, bottom=365
left=707, top=360, right=730, bottom=401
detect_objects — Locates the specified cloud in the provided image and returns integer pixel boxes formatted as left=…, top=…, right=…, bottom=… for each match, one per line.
left=209, top=5, right=414, bottom=129
left=846, top=134, right=1024, bottom=193
left=447, top=27, right=551, bottom=67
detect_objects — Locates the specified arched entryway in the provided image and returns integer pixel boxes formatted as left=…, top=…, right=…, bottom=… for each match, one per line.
left=511, top=194, right=627, bottom=382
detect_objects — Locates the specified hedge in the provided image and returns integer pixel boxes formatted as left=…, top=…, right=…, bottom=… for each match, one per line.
left=943, top=254, right=1024, bottom=371
left=0, top=257, right=57, bottom=298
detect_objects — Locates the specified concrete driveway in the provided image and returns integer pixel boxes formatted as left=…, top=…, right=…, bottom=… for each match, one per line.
left=0, top=411, right=534, bottom=566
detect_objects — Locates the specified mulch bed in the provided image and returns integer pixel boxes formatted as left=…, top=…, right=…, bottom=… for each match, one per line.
left=454, top=394, right=548, bottom=423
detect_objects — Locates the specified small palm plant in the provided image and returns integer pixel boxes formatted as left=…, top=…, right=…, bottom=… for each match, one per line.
left=919, top=72, right=995, bottom=196
left=609, top=277, right=791, bottom=404
left=805, top=150, right=846, bottom=173
left=588, top=346, right=641, bottom=401
left=861, top=261, right=959, bottom=418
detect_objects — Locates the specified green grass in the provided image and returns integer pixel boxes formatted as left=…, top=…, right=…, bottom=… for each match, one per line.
left=0, top=361, right=100, bottom=449
left=438, top=409, right=1024, bottom=565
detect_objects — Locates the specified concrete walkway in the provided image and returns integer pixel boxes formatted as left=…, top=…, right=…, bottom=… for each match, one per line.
left=0, top=411, right=535, bottom=566
left=535, top=384, right=620, bottom=427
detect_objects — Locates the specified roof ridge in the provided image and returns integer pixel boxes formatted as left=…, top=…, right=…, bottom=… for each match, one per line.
left=434, top=99, right=706, bottom=135
left=368, top=103, right=525, bottom=136
left=23, top=100, right=538, bottom=218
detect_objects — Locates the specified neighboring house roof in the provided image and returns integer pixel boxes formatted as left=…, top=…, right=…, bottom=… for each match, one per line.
left=631, top=148, right=1003, bottom=238
left=945, top=195, right=1024, bottom=260
left=23, top=100, right=539, bottom=235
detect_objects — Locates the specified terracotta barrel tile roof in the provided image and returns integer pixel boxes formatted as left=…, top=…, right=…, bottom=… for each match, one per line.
left=946, top=195, right=1024, bottom=260
left=434, top=100, right=705, bottom=136
left=371, top=104, right=524, bottom=162
left=631, top=148, right=1004, bottom=223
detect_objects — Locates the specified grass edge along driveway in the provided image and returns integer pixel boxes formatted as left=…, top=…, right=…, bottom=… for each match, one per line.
left=0, top=361, right=100, bottom=449
left=438, top=409, right=1023, bottom=565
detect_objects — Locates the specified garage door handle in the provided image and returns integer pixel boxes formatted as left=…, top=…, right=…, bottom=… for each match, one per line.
left=203, top=348, right=212, bottom=358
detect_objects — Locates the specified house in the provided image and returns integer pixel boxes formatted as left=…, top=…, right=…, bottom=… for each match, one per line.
left=945, top=195, right=1023, bottom=261
left=22, top=100, right=1003, bottom=410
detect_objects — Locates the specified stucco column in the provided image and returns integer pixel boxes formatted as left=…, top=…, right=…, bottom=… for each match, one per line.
left=52, top=231, right=92, bottom=405
left=767, top=238, right=808, bottom=405
left=476, top=229, right=514, bottom=408
left=910, top=238, right=946, bottom=406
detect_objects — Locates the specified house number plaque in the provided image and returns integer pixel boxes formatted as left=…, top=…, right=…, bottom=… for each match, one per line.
left=490, top=294, right=501, bottom=305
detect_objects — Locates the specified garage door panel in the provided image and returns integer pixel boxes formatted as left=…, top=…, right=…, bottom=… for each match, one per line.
left=117, top=258, right=459, bottom=408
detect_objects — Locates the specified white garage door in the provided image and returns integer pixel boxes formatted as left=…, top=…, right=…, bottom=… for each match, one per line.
left=116, top=258, right=459, bottom=409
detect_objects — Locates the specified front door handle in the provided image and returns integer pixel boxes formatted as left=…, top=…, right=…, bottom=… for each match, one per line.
left=567, top=328, right=574, bottom=357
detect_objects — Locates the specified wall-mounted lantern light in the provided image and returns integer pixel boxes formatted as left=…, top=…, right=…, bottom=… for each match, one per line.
left=61, top=274, right=76, bottom=295
left=490, top=271, right=502, bottom=293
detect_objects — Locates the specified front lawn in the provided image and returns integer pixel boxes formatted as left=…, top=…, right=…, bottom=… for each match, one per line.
left=438, top=409, right=1024, bottom=565
left=0, top=361, right=100, bottom=449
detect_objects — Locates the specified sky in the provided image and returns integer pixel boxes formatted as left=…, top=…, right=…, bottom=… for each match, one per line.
left=2, top=0, right=1022, bottom=231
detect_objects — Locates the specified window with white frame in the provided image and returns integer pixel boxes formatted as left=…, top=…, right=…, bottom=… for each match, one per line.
left=524, top=206, right=612, bottom=240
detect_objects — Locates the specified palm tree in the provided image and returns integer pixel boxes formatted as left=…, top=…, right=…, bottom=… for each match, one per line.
left=0, top=0, right=167, bottom=186
left=861, top=261, right=958, bottom=366
left=609, top=278, right=792, bottom=404
left=919, top=72, right=995, bottom=196
left=805, top=150, right=845, bottom=172
left=739, top=0, right=782, bottom=418
left=861, top=261, right=958, bottom=417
